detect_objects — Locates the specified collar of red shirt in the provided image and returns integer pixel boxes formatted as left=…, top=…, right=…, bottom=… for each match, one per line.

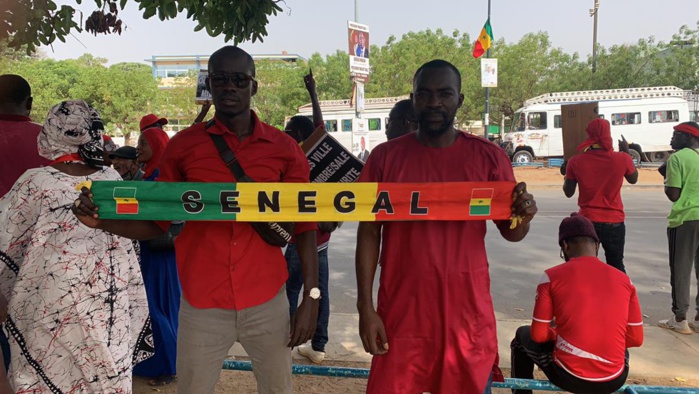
left=207, top=111, right=277, bottom=142
left=0, top=114, right=32, bottom=122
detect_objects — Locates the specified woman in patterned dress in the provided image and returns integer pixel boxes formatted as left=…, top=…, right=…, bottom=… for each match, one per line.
left=0, top=100, right=152, bottom=393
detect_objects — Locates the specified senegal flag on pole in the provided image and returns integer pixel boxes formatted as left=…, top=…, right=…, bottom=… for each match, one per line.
left=473, top=19, right=493, bottom=58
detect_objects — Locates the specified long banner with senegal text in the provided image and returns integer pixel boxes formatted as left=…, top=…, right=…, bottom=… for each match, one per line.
left=88, top=181, right=516, bottom=222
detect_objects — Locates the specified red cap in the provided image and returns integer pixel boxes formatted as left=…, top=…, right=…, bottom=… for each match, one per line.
left=139, top=114, right=168, bottom=132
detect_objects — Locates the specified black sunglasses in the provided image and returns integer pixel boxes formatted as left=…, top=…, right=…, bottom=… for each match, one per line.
left=208, top=72, right=256, bottom=88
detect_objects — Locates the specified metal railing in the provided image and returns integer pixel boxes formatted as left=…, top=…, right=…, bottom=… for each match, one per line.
left=221, top=361, right=697, bottom=393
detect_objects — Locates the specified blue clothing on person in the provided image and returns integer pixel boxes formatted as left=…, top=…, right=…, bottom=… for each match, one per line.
left=286, top=243, right=329, bottom=352
left=133, top=169, right=181, bottom=378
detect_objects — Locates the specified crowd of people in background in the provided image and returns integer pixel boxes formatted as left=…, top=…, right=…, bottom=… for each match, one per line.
left=0, top=43, right=697, bottom=394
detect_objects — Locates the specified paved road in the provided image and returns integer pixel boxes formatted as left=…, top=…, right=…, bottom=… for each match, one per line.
left=323, top=189, right=680, bottom=324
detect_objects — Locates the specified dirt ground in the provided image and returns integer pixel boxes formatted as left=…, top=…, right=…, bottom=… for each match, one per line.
left=512, top=167, right=664, bottom=186
left=133, top=360, right=699, bottom=393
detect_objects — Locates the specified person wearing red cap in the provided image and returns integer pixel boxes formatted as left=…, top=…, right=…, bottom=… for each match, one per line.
left=658, top=121, right=699, bottom=335
left=133, top=126, right=181, bottom=386
left=139, top=113, right=168, bottom=132
left=562, top=118, right=638, bottom=273
left=510, top=213, right=644, bottom=394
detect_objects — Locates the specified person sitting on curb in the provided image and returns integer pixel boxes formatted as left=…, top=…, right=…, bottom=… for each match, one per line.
left=510, top=213, right=644, bottom=394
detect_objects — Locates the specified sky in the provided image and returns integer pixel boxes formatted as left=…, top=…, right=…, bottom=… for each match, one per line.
left=42, top=0, right=699, bottom=65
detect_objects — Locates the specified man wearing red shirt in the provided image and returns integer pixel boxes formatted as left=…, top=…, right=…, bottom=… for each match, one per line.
left=0, top=74, right=50, bottom=197
left=72, top=46, right=319, bottom=394
left=510, top=213, right=644, bottom=394
left=356, top=60, right=538, bottom=394
left=0, top=73, right=50, bottom=394
left=563, top=119, right=638, bottom=273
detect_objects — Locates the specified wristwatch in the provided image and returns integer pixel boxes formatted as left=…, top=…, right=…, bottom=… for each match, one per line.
left=308, top=287, right=321, bottom=300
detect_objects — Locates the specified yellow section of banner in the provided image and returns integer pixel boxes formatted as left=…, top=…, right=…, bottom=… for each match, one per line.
left=236, top=183, right=378, bottom=222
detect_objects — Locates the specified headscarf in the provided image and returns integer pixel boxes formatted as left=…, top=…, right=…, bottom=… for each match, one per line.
left=141, top=127, right=170, bottom=178
left=577, top=118, right=613, bottom=152
left=38, top=100, right=105, bottom=168
left=673, top=122, right=699, bottom=138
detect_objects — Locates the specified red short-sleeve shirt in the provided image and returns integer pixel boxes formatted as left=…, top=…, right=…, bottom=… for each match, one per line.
left=0, top=115, right=50, bottom=197
left=566, top=150, right=635, bottom=223
left=156, top=111, right=316, bottom=310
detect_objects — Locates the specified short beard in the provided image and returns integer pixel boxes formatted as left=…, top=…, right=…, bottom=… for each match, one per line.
left=418, top=111, right=453, bottom=136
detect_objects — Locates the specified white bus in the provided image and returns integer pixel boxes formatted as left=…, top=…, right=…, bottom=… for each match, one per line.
left=293, top=96, right=408, bottom=154
left=503, top=86, right=691, bottom=163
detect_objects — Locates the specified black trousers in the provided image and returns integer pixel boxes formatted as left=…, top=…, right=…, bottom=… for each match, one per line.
left=593, top=222, right=626, bottom=273
left=510, top=326, right=628, bottom=394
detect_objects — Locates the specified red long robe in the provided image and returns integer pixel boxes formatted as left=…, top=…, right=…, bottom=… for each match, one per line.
left=359, top=132, right=514, bottom=394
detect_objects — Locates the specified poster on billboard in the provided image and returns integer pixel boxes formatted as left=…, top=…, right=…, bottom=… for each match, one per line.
left=348, top=21, right=370, bottom=78
left=352, top=118, right=371, bottom=163
left=195, top=70, right=212, bottom=104
left=481, top=58, right=498, bottom=88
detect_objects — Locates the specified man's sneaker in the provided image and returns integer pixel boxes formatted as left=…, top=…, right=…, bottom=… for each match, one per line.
left=689, top=320, right=699, bottom=334
left=658, top=316, right=692, bottom=334
left=297, top=344, right=326, bottom=364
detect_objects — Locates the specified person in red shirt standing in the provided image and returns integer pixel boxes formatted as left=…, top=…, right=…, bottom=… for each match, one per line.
left=563, top=119, right=638, bottom=273
left=0, top=74, right=50, bottom=392
left=356, top=59, right=538, bottom=394
left=72, top=46, right=320, bottom=394
left=510, top=213, right=644, bottom=394
left=0, top=74, right=50, bottom=197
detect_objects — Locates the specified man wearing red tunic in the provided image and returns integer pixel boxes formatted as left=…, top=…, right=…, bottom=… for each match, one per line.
left=356, top=60, right=538, bottom=394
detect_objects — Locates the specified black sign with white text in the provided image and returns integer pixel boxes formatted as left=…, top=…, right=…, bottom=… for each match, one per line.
left=305, top=133, right=364, bottom=183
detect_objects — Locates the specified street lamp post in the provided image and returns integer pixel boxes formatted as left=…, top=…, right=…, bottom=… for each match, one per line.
left=590, top=0, right=600, bottom=73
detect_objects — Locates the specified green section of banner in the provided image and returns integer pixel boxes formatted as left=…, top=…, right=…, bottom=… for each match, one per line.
left=92, top=181, right=241, bottom=221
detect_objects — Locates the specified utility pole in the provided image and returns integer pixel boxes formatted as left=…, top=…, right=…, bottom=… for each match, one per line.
left=590, top=0, right=599, bottom=73
left=353, top=0, right=361, bottom=155
left=483, top=0, right=492, bottom=140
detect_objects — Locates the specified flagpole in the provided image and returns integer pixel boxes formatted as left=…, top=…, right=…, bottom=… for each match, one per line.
left=483, top=0, right=491, bottom=140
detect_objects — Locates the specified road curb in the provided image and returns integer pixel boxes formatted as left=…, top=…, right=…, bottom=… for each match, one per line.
left=526, top=184, right=664, bottom=191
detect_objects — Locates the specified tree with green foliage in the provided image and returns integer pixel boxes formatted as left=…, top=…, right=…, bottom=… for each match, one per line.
left=252, top=60, right=308, bottom=129
left=0, top=54, right=158, bottom=141
left=1, top=0, right=284, bottom=53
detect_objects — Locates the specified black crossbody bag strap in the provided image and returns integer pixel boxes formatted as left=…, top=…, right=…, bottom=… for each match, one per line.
left=207, top=121, right=250, bottom=182
left=206, top=120, right=293, bottom=247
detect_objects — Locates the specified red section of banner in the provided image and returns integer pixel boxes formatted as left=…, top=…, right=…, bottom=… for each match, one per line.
left=116, top=203, right=139, bottom=215
left=372, top=182, right=514, bottom=221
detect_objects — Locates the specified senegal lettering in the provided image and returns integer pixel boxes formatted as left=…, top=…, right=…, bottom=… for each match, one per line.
left=178, top=188, right=433, bottom=216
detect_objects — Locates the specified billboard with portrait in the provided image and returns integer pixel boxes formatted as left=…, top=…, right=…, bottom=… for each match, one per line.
left=348, top=21, right=370, bottom=78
